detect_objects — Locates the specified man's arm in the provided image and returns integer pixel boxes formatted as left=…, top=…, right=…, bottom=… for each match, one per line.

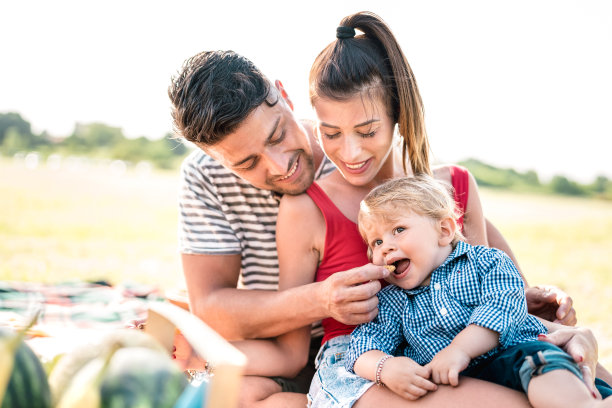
left=182, top=253, right=388, bottom=340
left=183, top=252, right=322, bottom=340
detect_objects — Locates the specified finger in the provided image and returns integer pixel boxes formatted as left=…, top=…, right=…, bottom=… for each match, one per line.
left=541, top=332, right=587, bottom=366
left=413, top=375, right=437, bottom=391
left=440, top=370, right=449, bottom=385
left=555, top=308, right=577, bottom=327
left=580, top=364, right=601, bottom=399
left=449, top=368, right=459, bottom=386
left=341, top=295, right=380, bottom=314
left=414, top=365, right=432, bottom=378
left=342, top=310, right=379, bottom=325
left=528, top=286, right=556, bottom=302
left=342, top=265, right=389, bottom=286
left=341, top=277, right=382, bottom=298
left=430, top=368, right=440, bottom=384
left=407, top=384, right=430, bottom=398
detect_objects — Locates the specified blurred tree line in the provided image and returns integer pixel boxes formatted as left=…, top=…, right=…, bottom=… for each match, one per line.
left=1, top=112, right=610, bottom=199
left=459, top=158, right=612, bottom=200
left=0, top=112, right=190, bottom=169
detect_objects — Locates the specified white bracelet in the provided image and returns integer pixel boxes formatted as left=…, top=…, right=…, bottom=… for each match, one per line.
left=375, top=355, right=393, bottom=386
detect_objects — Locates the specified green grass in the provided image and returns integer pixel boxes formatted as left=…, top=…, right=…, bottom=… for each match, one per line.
left=2, top=158, right=612, bottom=367
left=480, top=189, right=612, bottom=367
left=0, top=158, right=184, bottom=289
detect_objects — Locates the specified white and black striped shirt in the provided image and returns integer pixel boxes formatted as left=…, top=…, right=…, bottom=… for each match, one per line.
left=178, top=148, right=336, bottom=291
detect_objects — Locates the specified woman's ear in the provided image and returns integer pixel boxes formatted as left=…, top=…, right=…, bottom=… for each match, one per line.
left=275, top=79, right=294, bottom=111
left=438, top=217, right=457, bottom=246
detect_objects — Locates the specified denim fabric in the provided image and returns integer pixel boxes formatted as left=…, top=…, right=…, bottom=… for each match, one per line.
left=461, top=341, right=610, bottom=395
left=308, top=335, right=374, bottom=408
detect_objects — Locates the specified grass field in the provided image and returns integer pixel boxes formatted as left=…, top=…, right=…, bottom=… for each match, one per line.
left=1, top=158, right=612, bottom=367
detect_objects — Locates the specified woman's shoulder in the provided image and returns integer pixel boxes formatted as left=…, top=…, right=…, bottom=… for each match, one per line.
left=432, top=164, right=453, bottom=184
left=279, top=190, right=318, bottom=214
left=432, top=164, right=472, bottom=184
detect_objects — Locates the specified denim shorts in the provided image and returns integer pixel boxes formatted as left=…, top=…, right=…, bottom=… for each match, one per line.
left=307, top=335, right=374, bottom=408
left=462, top=341, right=586, bottom=393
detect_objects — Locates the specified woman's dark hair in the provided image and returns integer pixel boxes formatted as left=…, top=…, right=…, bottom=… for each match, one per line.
left=309, top=11, right=431, bottom=175
left=168, top=50, right=277, bottom=146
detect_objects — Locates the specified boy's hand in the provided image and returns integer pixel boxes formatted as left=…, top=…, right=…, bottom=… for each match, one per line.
left=426, top=345, right=471, bottom=386
left=381, top=356, right=437, bottom=400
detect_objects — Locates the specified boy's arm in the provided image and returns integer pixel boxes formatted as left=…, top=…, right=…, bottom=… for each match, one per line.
left=354, top=350, right=436, bottom=401
left=427, top=324, right=499, bottom=386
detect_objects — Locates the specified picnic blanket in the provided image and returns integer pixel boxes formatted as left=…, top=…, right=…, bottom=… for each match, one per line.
left=0, top=280, right=165, bottom=362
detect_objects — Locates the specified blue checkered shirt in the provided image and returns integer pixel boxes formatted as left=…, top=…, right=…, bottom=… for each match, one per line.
left=346, top=241, right=547, bottom=372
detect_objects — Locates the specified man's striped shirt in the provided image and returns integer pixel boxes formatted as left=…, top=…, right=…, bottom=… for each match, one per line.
left=178, top=148, right=336, bottom=291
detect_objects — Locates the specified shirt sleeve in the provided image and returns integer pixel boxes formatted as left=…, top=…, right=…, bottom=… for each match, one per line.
left=468, top=249, right=528, bottom=347
left=178, top=156, right=241, bottom=255
left=345, top=288, right=405, bottom=373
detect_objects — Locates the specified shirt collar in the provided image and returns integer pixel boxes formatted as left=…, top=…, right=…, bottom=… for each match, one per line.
left=436, top=241, right=471, bottom=270
left=399, top=241, right=472, bottom=296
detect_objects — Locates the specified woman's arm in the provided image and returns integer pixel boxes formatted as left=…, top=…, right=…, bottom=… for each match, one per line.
left=237, top=193, right=326, bottom=378
left=461, top=169, right=488, bottom=246
left=234, top=329, right=311, bottom=378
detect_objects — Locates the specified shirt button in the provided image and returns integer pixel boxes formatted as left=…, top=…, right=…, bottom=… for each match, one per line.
left=433, top=283, right=441, bottom=290
left=440, top=307, right=448, bottom=316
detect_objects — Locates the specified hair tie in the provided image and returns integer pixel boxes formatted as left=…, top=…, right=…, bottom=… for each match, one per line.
left=336, top=26, right=356, bottom=39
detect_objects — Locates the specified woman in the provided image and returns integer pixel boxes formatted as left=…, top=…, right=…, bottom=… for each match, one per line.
left=233, top=11, right=607, bottom=408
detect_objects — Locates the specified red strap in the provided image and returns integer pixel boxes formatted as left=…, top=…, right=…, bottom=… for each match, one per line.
left=449, top=165, right=469, bottom=231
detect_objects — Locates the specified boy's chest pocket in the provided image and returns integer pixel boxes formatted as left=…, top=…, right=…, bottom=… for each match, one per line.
left=443, top=270, right=481, bottom=307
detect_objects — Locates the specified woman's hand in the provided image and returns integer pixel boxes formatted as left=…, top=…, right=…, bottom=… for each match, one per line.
left=526, top=285, right=577, bottom=325
left=539, top=326, right=600, bottom=398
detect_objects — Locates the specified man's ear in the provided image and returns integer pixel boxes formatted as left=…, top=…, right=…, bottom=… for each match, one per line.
left=438, top=217, right=457, bottom=246
left=275, top=79, right=294, bottom=111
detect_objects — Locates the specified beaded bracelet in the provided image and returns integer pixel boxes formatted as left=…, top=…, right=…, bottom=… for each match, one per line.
left=375, top=355, right=393, bottom=386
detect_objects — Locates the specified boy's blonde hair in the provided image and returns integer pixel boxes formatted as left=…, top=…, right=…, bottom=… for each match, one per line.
left=358, top=175, right=465, bottom=253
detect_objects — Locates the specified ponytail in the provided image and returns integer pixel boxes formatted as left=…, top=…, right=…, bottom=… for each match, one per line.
left=310, top=11, right=431, bottom=175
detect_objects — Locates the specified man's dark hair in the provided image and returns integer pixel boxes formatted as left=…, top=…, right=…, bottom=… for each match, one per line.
left=168, top=50, right=276, bottom=146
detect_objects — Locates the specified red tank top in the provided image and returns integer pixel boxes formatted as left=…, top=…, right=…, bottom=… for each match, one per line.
left=306, top=183, right=368, bottom=344
left=306, top=166, right=470, bottom=345
left=448, top=165, right=469, bottom=230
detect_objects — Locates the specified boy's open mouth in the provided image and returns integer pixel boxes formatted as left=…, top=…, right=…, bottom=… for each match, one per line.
left=387, top=259, right=411, bottom=279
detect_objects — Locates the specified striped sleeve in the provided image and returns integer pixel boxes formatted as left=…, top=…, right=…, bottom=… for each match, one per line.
left=178, top=153, right=241, bottom=255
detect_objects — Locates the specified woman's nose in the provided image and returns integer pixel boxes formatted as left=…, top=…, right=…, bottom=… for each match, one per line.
left=341, top=135, right=362, bottom=160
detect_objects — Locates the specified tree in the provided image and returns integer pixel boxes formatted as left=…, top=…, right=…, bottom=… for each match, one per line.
left=0, top=112, right=32, bottom=145
left=550, top=175, right=585, bottom=196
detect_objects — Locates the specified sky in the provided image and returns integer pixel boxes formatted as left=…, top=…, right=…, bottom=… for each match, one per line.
left=1, top=0, right=611, bottom=182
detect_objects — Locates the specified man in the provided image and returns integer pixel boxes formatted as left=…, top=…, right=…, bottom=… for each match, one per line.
left=167, top=50, right=578, bottom=403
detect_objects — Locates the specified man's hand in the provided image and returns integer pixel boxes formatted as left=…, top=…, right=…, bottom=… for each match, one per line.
left=382, top=357, right=437, bottom=400
left=539, top=326, right=600, bottom=398
left=526, top=285, right=577, bottom=326
left=426, top=345, right=471, bottom=387
left=321, top=264, right=390, bottom=325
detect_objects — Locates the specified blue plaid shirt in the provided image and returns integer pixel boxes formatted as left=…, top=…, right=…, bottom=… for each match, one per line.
left=346, top=241, right=547, bottom=372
